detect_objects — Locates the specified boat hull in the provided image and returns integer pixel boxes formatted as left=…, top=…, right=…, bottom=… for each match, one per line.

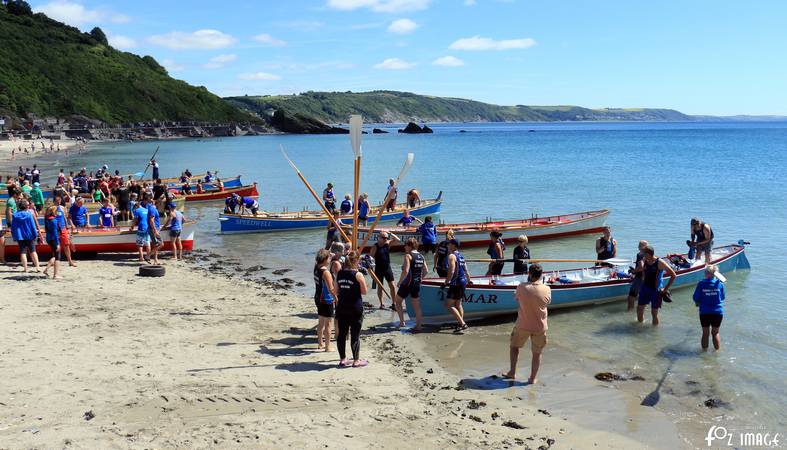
left=406, top=245, right=750, bottom=322
left=218, top=195, right=443, bottom=234
left=2, top=223, right=196, bottom=257
left=359, top=209, right=609, bottom=251
left=184, top=184, right=258, bottom=202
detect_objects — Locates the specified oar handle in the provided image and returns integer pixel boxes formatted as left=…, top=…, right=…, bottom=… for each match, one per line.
left=465, top=258, right=631, bottom=264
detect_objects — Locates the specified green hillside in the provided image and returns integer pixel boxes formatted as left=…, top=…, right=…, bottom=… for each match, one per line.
left=226, top=91, right=693, bottom=124
left=0, top=1, right=251, bottom=125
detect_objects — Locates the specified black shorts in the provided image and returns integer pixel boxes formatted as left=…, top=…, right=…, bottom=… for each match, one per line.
left=421, top=242, right=437, bottom=254
left=47, top=241, right=61, bottom=260
left=628, top=276, right=643, bottom=297
left=699, top=313, right=723, bottom=328
left=316, top=300, right=335, bottom=318
left=375, top=266, right=395, bottom=282
left=17, top=239, right=36, bottom=253
left=487, top=262, right=504, bottom=276
left=169, top=229, right=181, bottom=238
left=436, top=267, right=447, bottom=278
left=447, top=284, right=466, bottom=301
left=397, top=282, right=421, bottom=299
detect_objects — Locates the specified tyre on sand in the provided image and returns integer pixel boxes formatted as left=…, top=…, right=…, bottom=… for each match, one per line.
left=139, top=265, right=166, bottom=277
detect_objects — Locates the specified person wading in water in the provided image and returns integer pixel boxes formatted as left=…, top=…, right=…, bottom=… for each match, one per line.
left=636, top=245, right=676, bottom=326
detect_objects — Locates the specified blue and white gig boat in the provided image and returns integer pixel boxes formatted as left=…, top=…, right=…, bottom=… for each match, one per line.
left=406, top=243, right=750, bottom=322
left=218, top=192, right=443, bottom=234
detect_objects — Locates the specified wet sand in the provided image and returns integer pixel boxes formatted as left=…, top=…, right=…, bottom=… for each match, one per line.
left=0, top=253, right=677, bottom=449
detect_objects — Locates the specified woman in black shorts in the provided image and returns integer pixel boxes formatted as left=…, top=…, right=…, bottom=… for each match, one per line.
left=313, top=249, right=336, bottom=352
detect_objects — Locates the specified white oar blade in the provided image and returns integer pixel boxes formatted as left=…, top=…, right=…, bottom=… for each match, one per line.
left=350, top=115, right=363, bottom=157
left=279, top=145, right=298, bottom=172
left=715, top=272, right=727, bottom=283
left=395, top=152, right=414, bottom=186
left=604, top=258, right=632, bottom=266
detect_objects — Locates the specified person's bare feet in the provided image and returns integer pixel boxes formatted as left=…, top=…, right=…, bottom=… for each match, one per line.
left=69, top=262, right=77, bottom=267
left=53, top=276, right=63, bottom=280
left=500, top=371, right=515, bottom=380
left=527, top=377, right=537, bottom=385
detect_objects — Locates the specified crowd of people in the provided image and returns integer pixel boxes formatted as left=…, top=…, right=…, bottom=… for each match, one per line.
left=311, top=214, right=726, bottom=381
left=7, top=137, right=87, bottom=160
left=1, top=163, right=190, bottom=277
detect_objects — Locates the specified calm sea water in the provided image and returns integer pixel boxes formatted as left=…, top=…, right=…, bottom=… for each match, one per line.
left=30, top=121, right=787, bottom=440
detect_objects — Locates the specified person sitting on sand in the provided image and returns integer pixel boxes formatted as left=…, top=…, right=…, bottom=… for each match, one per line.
left=340, top=194, right=353, bottom=215
left=314, top=248, right=336, bottom=352
left=394, top=237, right=428, bottom=331
left=693, top=264, right=725, bottom=351
left=10, top=199, right=41, bottom=273
left=43, top=205, right=62, bottom=280
left=396, top=210, right=422, bottom=228
left=336, top=251, right=369, bottom=367
left=406, top=188, right=421, bottom=208
left=636, top=245, right=676, bottom=326
left=443, top=238, right=470, bottom=334
left=503, top=263, right=551, bottom=384
left=689, top=217, right=714, bottom=264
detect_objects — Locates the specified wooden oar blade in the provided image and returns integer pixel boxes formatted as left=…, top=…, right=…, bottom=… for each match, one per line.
left=350, top=115, right=363, bottom=158
left=279, top=145, right=299, bottom=172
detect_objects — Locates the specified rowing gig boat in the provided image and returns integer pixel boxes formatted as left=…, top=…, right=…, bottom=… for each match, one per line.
left=2, top=222, right=196, bottom=256
left=406, top=243, right=750, bottom=322
left=183, top=183, right=258, bottom=202
left=218, top=192, right=443, bottom=234
left=357, top=209, right=609, bottom=252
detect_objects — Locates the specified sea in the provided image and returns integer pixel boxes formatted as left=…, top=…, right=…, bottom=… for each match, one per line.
left=15, top=121, right=787, bottom=446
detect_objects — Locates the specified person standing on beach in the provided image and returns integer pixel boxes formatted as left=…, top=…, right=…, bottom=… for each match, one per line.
left=5, top=189, right=20, bottom=227
left=322, top=183, right=336, bottom=213
left=144, top=193, right=163, bottom=264
left=394, top=237, right=428, bottom=331
left=690, top=218, right=714, bottom=264
left=595, top=227, right=617, bottom=267
left=10, top=200, right=41, bottom=273
left=314, top=249, right=336, bottom=351
left=636, top=245, right=676, bottom=326
left=443, top=238, right=470, bottom=333
left=357, top=193, right=370, bottom=226
left=513, top=235, right=530, bottom=276
left=417, top=216, right=437, bottom=255
left=54, top=195, right=76, bottom=267
left=31, top=165, right=40, bottom=184
left=626, top=240, right=648, bottom=310
left=370, top=231, right=399, bottom=310
left=434, top=229, right=454, bottom=277
left=693, top=265, right=725, bottom=351
left=43, top=206, right=62, bottom=279
left=325, top=211, right=342, bottom=250
left=502, top=263, right=551, bottom=384
left=98, top=198, right=115, bottom=228
left=336, top=251, right=368, bottom=367
left=30, top=182, right=45, bottom=213
left=163, top=205, right=185, bottom=260
left=130, top=197, right=151, bottom=262
left=486, top=231, right=505, bottom=276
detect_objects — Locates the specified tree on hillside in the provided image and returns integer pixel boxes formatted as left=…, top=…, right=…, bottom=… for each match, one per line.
left=5, top=0, right=33, bottom=16
left=90, top=26, right=109, bottom=45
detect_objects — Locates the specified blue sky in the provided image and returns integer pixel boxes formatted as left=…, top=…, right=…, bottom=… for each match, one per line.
left=30, top=0, right=787, bottom=115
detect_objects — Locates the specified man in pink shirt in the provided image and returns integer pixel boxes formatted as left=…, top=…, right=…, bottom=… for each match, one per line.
left=502, top=263, right=551, bottom=384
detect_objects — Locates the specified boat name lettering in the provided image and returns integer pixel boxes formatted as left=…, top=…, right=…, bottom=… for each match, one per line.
left=438, top=290, right=497, bottom=304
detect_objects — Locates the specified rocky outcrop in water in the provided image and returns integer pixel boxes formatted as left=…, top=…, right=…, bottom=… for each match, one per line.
left=398, top=122, right=434, bottom=134
left=269, top=110, right=349, bottom=134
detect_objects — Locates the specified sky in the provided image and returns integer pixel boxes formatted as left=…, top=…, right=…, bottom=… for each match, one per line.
left=29, top=0, right=787, bottom=115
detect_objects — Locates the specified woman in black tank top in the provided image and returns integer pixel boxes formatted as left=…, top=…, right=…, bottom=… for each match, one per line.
left=336, top=251, right=368, bottom=367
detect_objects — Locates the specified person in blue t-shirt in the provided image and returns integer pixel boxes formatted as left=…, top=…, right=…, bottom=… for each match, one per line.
left=416, top=216, right=438, bottom=254
left=356, top=193, right=370, bottom=226
left=10, top=199, right=41, bottom=272
left=396, top=210, right=422, bottom=228
left=239, top=196, right=259, bottom=216
left=68, top=197, right=90, bottom=230
left=142, top=194, right=162, bottom=263
left=99, top=198, right=115, bottom=228
left=224, top=194, right=239, bottom=214
left=43, top=205, right=62, bottom=279
left=693, top=264, right=726, bottom=351
left=130, top=199, right=150, bottom=262
left=340, top=194, right=353, bottom=215
left=163, top=205, right=186, bottom=260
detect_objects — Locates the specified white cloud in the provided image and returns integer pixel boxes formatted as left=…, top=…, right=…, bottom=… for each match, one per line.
left=162, top=59, right=185, bottom=73
left=449, top=35, right=536, bottom=51
left=108, top=35, right=137, bottom=50
left=374, top=58, right=416, bottom=70
left=433, top=56, right=464, bottom=67
left=238, top=72, right=282, bottom=81
left=252, top=33, right=287, bottom=47
left=203, top=54, right=238, bottom=69
left=148, top=29, right=237, bottom=50
left=34, top=1, right=129, bottom=27
left=387, top=18, right=417, bottom=34
left=327, top=0, right=431, bottom=13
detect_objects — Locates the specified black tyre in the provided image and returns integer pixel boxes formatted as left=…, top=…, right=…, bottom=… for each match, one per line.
left=139, top=265, right=166, bottom=277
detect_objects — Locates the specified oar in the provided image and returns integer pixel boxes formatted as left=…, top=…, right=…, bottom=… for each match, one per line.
left=138, top=146, right=160, bottom=180
left=464, top=257, right=632, bottom=265
left=358, top=153, right=414, bottom=251
left=350, top=115, right=363, bottom=251
left=280, top=146, right=393, bottom=300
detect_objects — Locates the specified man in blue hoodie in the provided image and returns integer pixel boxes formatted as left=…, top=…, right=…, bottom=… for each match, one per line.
left=693, top=264, right=726, bottom=351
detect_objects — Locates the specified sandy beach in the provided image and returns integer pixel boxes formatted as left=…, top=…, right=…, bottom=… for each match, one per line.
left=0, top=137, right=80, bottom=162
left=0, top=251, right=688, bottom=449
